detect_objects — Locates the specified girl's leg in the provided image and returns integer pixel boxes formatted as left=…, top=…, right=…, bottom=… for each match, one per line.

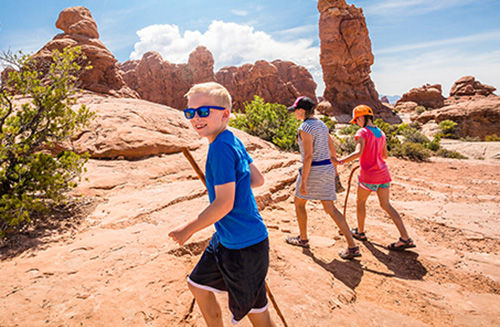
left=321, top=200, right=356, bottom=248
left=356, top=186, right=371, bottom=233
left=376, top=187, right=410, bottom=244
left=294, top=196, right=309, bottom=241
left=248, top=308, right=277, bottom=327
left=188, top=283, right=223, bottom=327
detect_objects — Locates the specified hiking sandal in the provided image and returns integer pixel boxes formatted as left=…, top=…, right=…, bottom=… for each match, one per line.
left=339, top=246, right=361, bottom=259
left=388, top=237, right=416, bottom=251
left=285, top=235, right=310, bottom=248
left=351, top=228, right=367, bottom=241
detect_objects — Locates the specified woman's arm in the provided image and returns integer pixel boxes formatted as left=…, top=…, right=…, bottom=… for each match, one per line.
left=300, top=130, right=313, bottom=195
left=249, top=162, right=265, bottom=188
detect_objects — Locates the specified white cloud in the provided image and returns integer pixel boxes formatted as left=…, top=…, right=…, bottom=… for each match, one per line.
left=130, top=20, right=324, bottom=94
left=372, top=49, right=500, bottom=96
left=231, top=9, right=249, bottom=17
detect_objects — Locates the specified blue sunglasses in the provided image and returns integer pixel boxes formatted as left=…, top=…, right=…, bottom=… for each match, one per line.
left=183, top=106, right=225, bottom=119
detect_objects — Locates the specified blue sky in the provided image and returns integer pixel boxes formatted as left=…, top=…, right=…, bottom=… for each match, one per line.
left=1, top=0, right=499, bottom=97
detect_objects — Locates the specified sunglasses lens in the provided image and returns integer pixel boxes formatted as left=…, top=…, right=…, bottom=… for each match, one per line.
left=183, top=109, right=195, bottom=119
left=198, top=107, right=210, bottom=117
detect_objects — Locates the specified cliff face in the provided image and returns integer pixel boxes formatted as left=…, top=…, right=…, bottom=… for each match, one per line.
left=317, top=0, right=400, bottom=123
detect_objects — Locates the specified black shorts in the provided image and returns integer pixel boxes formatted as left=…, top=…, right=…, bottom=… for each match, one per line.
left=188, top=235, right=269, bottom=323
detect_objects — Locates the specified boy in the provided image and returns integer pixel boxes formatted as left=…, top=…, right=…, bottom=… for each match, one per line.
left=169, top=82, right=276, bottom=327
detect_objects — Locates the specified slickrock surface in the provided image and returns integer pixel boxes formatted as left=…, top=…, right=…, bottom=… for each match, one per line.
left=1, top=95, right=499, bottom=327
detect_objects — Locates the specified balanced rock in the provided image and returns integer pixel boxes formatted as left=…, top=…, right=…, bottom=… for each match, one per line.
left=449, top=76, right=496, bottom=97
left=31, top=7, right=137, bottom=98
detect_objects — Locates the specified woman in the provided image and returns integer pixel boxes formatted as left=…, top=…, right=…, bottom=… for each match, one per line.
left=285, top=96, right=360, bottom=259
left=339, top=105, right=415, bottom=251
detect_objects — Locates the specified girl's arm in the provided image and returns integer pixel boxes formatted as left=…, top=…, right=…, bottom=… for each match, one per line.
left=249, top=162, right=265, bottom=188
left=382, top=143, right=389, bottom=159
left=300, top=130, right=313, bottom=195
left=169, top=182, right=235, bottom=245
left=340, top=136, right=365, bottom=164
left=328, top=134, right=340, bottom=166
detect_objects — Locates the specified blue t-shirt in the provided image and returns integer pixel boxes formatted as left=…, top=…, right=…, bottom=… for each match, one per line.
left=205, top=129, right=268, bottom=249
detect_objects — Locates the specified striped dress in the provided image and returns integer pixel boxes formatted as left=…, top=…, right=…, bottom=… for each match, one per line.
left=295, top=118, right=337, bottom=201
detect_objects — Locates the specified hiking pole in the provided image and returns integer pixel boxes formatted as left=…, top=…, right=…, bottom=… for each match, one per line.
left=181, top=147, right=289, bottom=327
left=343, top=165, right=360, bottom=219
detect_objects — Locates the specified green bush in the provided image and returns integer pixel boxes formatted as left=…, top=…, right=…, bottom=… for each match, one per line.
left=0, top=47, right=94, bottom=237
left=426, top=135, right=441, bottom=151
left=338, top=135, right=357, bottom=155
left=339, top=124, right=360, bottom=135
left=400, top=127, right=430, bottom=144
left=415, top=106, right=426, bottom=115
left=392, top=142, right=432, bottom=162
left=485, top=134, right=500, bottom=142
left=438, top=120, right=459, bottom=139
left=320, top=115, right=336, bottom=133
left=460, top=136, right=482, bottom=142
left=229, top=95, right=300, bottom=151
left=436, top=148, right=468, bottom=159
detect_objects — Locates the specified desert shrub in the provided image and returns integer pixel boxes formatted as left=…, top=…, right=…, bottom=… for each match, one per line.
left=0, top=47, right=94, bottom=237
left=485, top=134, right=500, bottom=142
left=460, top=136, right=482, bottom=142
left=338, top=135, right=357, bottom=155
left=229, top=95, right=300, bottom=151
left=320, top=115, right=336, bottom=133
left=339, top=123, right=360, bottom=135
left=438, top=120, right=459, bottom=139
left=400, top=127, right=430, bottom=144
left=415, top=105, right=426, bottom=115
left=426, top=135, right=441, bottom=151
left=392, top=142, right=432, bottom=162
left=436, top=149, right=468, bottom=159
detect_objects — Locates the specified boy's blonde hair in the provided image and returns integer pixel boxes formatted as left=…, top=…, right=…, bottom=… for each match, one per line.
left=185, top=82, right=232, bottom=112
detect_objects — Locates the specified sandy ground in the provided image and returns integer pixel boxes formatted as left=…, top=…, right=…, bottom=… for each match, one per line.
left=1, top=149, right=499, bottom=326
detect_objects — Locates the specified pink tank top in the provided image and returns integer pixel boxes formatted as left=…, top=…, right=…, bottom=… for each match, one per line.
left=355, top=127, right=391, bottom=184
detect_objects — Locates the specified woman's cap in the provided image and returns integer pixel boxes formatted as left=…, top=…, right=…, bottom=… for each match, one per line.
left=350, top=105, right=374, bottom=124
left=287, top=96, right=315, bottom=112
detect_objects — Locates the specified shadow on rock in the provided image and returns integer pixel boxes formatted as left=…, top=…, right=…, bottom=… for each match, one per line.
left=303, top=247, right=363, bottom=290
left=362, top=241, right=427, bottom=280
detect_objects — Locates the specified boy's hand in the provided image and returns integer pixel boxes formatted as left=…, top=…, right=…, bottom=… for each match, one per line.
left=169, top=225, right=193, bottom=246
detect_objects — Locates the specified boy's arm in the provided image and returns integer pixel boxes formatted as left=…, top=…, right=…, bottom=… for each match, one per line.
left=169, top=182, right=235, bottom=246
left=249, top=162, right=265, bottom=188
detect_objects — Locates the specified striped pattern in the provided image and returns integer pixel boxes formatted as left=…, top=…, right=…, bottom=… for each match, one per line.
left=296, top=118, right=337, bottom=201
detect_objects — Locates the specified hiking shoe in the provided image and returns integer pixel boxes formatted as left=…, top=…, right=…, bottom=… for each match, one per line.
left=285, top=235, right=310, bottom=248
left=339, top=246, right=361, bottom=259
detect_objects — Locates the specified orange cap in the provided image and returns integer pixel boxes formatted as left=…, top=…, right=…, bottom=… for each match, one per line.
left=350, top=105, right=374, bottom=124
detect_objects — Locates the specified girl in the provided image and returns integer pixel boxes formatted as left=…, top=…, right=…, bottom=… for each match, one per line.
left=339, top=105, right=415, bottom=251
left=285, top=96, right=360, bottom=259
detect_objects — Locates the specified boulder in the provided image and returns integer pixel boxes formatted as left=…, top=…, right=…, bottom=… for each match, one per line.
left=30, top=7, right=137, bottom=98
left=395, top=84, right=445, bottom=109
left=450, top=76, right=496, bottom=97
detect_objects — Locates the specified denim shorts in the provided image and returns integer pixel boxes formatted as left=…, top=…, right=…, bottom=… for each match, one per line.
left=188, top=235, right=269, bottom=323
left=359, top=180, right=391, bottom=192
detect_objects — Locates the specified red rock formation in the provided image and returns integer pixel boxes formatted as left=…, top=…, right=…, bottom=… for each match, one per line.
left=119, top=46, right=216, bottom=109
left=415, top=96, right=500, bottom=139
left=31, top=7, right=137, bottom=98
left=449, top=76, right=496, bottom=97
left=317, top=0, right=399, bottom=123
left=120, top=47, right=317, bottom=111
left=216, top=60, right=317, bottom=111
left=395, top=83, right=445, bottom=109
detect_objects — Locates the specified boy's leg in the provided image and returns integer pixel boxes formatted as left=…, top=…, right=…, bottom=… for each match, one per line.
left=356, top=186, right=371, bottom=233
left=247, top=308, right=277, bottom=327
left=376, top=187, right=410, bottom=241
left=294, top=196, right=309, bottom=240
left=321, top=200, right=356, bottom=248
left=188, top=282, right=223, bottom=327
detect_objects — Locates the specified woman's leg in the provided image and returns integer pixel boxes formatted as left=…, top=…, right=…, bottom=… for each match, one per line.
left=294, top=196, right=309, bottom=240
left=356, top=186, right=371, bottom=233
left=188, top=283, right=223, bottom=327
left=376, top=187, right=410, bottom=244
left=321, top=200, right=356, bottom=248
